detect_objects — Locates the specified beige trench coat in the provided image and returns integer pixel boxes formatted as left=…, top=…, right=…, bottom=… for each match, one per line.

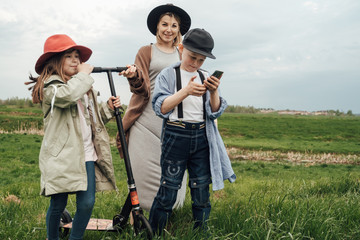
left=39, top=72, right=117, bottom=196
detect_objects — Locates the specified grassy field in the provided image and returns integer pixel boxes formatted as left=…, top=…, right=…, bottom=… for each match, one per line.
left=218, top=113, right=360, bottom=154
left=2, top=105, right=360, bottom=154
left=1, top=106, right=360, bottom=239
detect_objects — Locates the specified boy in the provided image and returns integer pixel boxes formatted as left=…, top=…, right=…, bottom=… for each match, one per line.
left=150, top=28, right=236, bottom=234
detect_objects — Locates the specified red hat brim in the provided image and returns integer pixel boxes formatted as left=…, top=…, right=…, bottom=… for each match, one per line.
left=35, top=35, right=92, bottom=74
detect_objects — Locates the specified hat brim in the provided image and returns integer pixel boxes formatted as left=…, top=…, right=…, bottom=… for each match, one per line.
left=182, top=43, right=216, bottom=59
left=147, top=4, right=191, bottom=36
left=35, top=45, right=92, bottom=74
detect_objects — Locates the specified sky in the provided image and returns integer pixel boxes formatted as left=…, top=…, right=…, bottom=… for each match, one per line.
left=1, top=0, right=359, bottom=113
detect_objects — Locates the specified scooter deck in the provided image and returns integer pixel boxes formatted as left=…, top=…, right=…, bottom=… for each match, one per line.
left=62, top=218, right=116, bottom=231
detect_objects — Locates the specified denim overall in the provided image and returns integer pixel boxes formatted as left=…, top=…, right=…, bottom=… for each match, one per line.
left=149, top=68, right=212, bottom=234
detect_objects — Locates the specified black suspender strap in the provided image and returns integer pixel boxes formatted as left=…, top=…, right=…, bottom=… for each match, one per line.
left=175, top=66, right=183, bottom=118
left=174, top=66, right=206, bottom=120
left=197, top=70, right=206, bottom=120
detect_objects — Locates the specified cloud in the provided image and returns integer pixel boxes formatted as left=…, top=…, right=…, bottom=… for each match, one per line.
left=0, top=9, right=17, bottom=23
left=1, top=0, right=360, bottom=113
left=304, top=1, right=319, bottom=13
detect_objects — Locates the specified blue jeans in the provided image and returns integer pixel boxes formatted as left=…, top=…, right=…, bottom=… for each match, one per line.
left=46, top=161, right=95, bottom=240
left=149, top=122, right=212, bottom=234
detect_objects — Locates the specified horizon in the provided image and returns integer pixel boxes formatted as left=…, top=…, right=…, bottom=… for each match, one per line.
left=1, top=96, right=358, bottom=115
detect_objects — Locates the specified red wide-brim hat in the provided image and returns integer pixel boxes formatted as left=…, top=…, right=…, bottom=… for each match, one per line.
left=35, top=34, right=92, bottom=74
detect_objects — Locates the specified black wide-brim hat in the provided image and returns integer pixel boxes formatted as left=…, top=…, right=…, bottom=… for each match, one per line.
left=147, top=4, right=191, bottom=36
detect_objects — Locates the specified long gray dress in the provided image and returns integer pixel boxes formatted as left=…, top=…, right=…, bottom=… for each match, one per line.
left=127, top=44, right=187, bottom=211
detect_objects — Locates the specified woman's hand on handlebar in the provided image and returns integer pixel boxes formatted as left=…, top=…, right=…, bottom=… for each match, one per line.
left=119, top=64, right=137, bottom=79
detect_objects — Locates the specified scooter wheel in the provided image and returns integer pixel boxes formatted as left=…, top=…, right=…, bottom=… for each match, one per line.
left=59, top=208, right=72, bottom=239
left=134, top=213, right=153, bottom=239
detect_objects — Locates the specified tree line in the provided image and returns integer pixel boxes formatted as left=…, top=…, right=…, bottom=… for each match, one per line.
left=0, top=97, right=355, bottom=116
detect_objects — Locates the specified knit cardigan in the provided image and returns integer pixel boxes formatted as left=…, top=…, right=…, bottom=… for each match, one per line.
left=116, top=45, right=152, bottom=153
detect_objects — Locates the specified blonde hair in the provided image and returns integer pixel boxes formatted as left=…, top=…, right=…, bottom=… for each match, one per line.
left=25, top=49, right=76, bottom=104
left=156, top=12, right=183, bottom=47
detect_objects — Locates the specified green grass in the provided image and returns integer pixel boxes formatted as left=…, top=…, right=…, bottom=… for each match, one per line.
left=0, top=105, right=42, bottom=114
left=0, top=105, right=43, bottom=133
left=1, top=133, right=360, bottom=239
left=218, top=113, right=360, bottom=154
left=2, top=107, right=360, bottom=154
left=2, top=108, right=360, bottom=154
left=1, top=108, right=360, bottom=239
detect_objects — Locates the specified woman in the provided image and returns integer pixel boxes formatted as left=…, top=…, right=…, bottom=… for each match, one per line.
left=117, top=4, right=191, bottom=211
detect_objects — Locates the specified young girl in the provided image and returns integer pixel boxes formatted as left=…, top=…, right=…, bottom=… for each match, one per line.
left=25, top=34, right=120, bottom=240
left=117, top=4, right=191, bottom=211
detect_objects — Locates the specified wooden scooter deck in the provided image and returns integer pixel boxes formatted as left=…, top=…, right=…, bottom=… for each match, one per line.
left=62, top=218, right=116, bottom=231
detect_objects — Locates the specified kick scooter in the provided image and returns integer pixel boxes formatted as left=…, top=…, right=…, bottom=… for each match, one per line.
left=59, top=67, right=153, bottom=239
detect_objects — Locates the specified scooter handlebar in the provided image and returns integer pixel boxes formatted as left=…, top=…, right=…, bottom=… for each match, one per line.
left=92, top=67, right=128, bottom=73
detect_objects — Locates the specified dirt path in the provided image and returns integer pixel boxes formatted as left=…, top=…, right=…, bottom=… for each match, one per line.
left=227, top=147, right=360, bottom=165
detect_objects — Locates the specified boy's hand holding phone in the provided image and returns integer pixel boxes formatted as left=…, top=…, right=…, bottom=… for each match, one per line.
left=205, top=70, right=223, bottom=92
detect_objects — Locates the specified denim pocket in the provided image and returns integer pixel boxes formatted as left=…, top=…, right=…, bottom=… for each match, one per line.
left=161, top=131, right=177, bottom=160
left=190, top=177, right=211, bottom=207
left=156, top=183, right=178, bottom=207
left=162, top=158, right=186, bottom=181
left=189, top=176, right=212, bottom=189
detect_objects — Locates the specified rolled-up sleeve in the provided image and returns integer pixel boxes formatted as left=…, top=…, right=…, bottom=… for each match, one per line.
left=205, top=94, right=228, bottom=120
left=43, top=73, right=94, bottom=108
left=152, top=68, right=176, bottom=119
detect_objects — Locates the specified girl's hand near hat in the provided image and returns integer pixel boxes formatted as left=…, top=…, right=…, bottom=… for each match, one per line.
left=119, top=64, right=137, bottom=79
left=77, top=63, right=94, bottom=75
left=204, top=75, right=220, bottom=93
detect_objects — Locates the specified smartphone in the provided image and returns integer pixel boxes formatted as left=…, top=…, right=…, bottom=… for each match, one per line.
left=211, top=70, right=224, bottom=80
